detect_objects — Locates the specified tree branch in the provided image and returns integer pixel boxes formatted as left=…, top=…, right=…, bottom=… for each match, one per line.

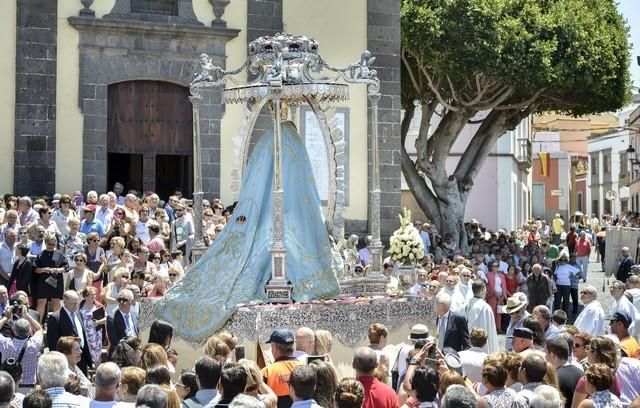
left=400, top=106, right=442, bottom=229
left=411, top=52, right=460, bottom=112
left=401, top=51, right=426, bottom=101
left=494, top=88, right=547, bottom=111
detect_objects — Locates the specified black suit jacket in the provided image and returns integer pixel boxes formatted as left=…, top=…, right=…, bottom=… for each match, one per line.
left=438, top=312, right=470, bottom=352
left=46, top=309, right=92, bottom=372
left=617, top=256, right=634, bottom=282
left=107, top=309, right=138, bottom=354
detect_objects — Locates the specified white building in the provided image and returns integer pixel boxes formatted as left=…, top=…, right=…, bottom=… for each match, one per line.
left=586, top=105, right=638, bottom=218
left=403, top=107, right=533, bottom=231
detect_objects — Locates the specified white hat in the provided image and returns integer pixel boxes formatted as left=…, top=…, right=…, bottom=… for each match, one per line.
left=500, top=295, right=527, bottom=314
left=408, top=324, right=429, bottom=342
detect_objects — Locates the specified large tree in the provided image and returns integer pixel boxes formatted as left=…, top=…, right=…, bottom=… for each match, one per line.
left=401, top=0, right=631, bottom=249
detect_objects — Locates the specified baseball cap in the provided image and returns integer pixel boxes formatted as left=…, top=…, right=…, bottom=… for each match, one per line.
left=607, top=312, right=632, bottom=328
left=83, top=204, right=97, bottom=213
left=509, top=327, right=534, bottom=340
left=266, top=329, right=294, bottom=344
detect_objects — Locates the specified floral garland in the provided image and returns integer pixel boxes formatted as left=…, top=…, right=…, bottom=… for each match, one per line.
left=389, top=208, right=424, bottom=265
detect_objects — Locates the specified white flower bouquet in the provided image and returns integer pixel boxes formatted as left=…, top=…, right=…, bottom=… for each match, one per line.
left=389, top=208, right=424, bottom=265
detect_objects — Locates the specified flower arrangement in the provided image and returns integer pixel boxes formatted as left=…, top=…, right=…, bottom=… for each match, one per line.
left=389, top=208, right=425, bottom=265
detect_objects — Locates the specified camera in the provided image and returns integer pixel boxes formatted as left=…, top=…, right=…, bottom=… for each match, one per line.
left=11, top=301, right=21, bottom=315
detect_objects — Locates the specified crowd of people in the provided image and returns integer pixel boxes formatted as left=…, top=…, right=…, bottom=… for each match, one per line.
left=1, top=186, right=640, bottom=408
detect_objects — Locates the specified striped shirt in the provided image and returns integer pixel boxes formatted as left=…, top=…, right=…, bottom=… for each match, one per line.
left=0, top=331, right=44, bottom=385
left=45, top=387, right=90, bottom=408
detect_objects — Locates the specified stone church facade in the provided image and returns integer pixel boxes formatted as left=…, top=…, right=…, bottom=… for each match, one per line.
left=1, top=0, right=401, bottom=238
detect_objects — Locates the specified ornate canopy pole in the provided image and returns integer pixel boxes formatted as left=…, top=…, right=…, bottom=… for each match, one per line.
left=189, top=91, right=207, bottom=263
left=363, top=87, right=388, bottom=295
left=264, top=79, right=293, bottom=302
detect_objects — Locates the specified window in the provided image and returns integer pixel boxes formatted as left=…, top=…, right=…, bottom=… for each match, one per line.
left=620, top=152, right=629, bottom=179
left=592, top=200, right=599, bottom=217
left=577, top=192, right=583, bottom=212
left=131, top=0, right=178, bottom=16
left=603, top=153, right=611, bottom=174
left=591, top=154, right=598, bottom=176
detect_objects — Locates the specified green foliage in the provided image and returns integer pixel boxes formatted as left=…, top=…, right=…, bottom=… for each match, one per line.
left=401, top=0, right=631, bottom=115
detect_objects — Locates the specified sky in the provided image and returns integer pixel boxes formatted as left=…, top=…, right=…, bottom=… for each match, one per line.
left=618, top=0, right=640, bottom=91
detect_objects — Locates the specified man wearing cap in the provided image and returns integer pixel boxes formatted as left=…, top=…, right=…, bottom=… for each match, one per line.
left=552, top=213, right=564, bottom=245
left=573, top=285, right=605, bottom=336
left=262, top=329, right=302, bottom=408
left=465, top=279, right=499, bottom=353
left=511, top=327, right=535, bottom=354
left=610, top=280, right=640, bottom=339
left=79, top=205, right=106, bottom=237
left=608, top=311, right=640, bottom=358
left=503, top=293, right=530, bottom=352
left=618, top=247, right=635, bottom=283
left=394, top=324, right=429, bottom=382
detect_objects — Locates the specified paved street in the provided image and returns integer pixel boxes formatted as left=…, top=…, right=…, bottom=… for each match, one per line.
left=495, top=252, right=614, bottom=348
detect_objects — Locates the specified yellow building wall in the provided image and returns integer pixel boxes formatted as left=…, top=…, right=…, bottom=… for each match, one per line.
left=56, top=1, right=116, bottom=193
left=194, top=0, right=249, bottom=204
left=0, top=1, right=17, bottom=194
left=283, top=0, right=368, bottom=220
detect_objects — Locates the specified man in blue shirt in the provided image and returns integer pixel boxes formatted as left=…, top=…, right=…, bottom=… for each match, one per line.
left=79, top=205, right=106, bottom=237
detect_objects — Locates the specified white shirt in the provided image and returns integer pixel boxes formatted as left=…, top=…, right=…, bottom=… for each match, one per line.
left=611, top=296, right=640, bottom=339
left=65, top=307, right=85, bottom=348
left=459, top=347, right=488, bottom=383
left=574, top=301, right=605, bottom=336
left=494, top=273, right=503, bottom=297
left=555, top=264, right=580, bottom=286
left=95, top=207, right=114, bottom=229
left=134, top=219, right=151, bottom=244
left=0, top=241, right=16, bottom=274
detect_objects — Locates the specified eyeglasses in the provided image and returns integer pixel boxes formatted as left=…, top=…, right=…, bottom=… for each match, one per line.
left=74, top=259, right=86, bottom=263
left=117, top=298, right=130, bottom=303
left=90, top=239, right=99, bottom=242
left=175, top=209, right=184, bottom=212
left=19, top=232, right=29, bottom=235
left=140, top=210, right=149, bottom=214
left=580, top=291, right=589, bottom=295
left=169, top=273, right=177, bottom=277
left=574, top=343, right=584, bottom=348
left=46, top=242, right=56, bottom=247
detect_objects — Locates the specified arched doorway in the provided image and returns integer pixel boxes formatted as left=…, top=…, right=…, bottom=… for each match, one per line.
left=107, top=80, right=193, bottom=199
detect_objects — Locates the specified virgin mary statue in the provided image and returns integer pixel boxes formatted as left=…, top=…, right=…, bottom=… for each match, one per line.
left=158, top=117, right=341, bottom=340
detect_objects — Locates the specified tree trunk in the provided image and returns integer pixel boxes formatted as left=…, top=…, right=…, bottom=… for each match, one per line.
left=433, top=177, right=469, bottom=253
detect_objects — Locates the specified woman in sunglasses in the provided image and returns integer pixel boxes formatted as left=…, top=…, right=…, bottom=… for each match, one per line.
left=33, top=235, right=68, bottom=318
left=65, top=252, right=100, bottom=293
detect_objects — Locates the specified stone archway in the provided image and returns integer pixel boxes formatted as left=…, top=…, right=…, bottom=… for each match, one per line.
left=69, top=8, right=238, bottom=197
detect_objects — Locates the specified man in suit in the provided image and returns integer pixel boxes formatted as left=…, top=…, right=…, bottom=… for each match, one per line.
left=46, top=290, right=92, bottom=373
left=107, top=288, right=138, bottom=355
left=0, top=291, right=41, bottom=338
left=435, top=292, right=470, bottom=352
left=617, top=246, right=634, bottom=283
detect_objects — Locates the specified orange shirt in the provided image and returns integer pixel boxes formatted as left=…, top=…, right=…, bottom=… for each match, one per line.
left=261, top=357, right=302, bottom=397
left=620, top=336, right=640, bottom=359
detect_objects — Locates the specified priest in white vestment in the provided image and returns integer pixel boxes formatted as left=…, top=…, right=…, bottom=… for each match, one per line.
left=451, top=268, right=474, bottom=313
left=465, top=279, right=499, bottom=353
left=610, top=280, right=640, bottom=339
left=574, top=285, right=606, bottom=336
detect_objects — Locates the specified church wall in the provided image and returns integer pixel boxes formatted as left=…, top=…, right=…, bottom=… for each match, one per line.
left=0, top=1, right=16, bottom=195
left=282, top=0, right=369, bottom=221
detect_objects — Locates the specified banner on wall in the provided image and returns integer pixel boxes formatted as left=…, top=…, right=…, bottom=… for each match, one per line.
left=604, top=226, right=640, bottom=278
left=538, top=152, right=550, bottom=177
